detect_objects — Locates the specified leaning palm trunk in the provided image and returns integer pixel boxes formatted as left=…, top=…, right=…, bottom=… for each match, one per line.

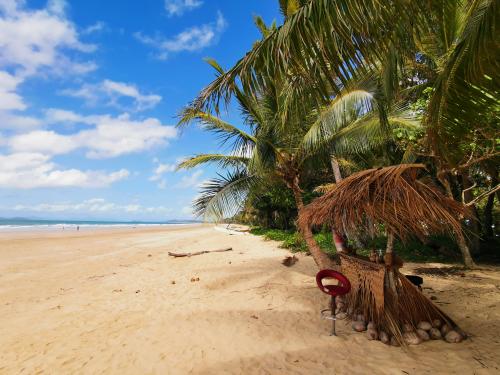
left=289, top=179, right=334, bottom=270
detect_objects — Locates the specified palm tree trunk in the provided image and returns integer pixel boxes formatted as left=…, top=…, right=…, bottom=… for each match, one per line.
left=461, top=171, right=481, bottom=254
left=330, top=157, right=343, bottom=183
left=483, top=172, right=498, bottom=239
left=438, top=167, right=476, bottom=267
left=456, top=232, right=476, bottom=269
left=290, top=179, right=334, bottom=270
left=330, top=157, right=344, bottom=252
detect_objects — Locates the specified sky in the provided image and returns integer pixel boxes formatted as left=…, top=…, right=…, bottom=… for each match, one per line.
left=0, top=0, right=282, bottom=221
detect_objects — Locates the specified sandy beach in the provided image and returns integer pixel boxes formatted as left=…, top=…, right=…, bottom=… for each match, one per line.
left=1, top=225, right=499, bottom=374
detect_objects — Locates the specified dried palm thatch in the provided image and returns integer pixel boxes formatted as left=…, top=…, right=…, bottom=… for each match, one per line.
left=299, top=164, right=469, bottom=241
left=340, top=254, right=459, bottom=345
left=300, top=164, right=469, bottom=345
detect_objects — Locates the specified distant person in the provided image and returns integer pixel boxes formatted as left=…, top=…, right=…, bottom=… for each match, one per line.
left=77, top=226, right=79, bottom=231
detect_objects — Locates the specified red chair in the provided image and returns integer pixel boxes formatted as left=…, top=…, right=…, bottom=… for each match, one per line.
left=316, top=269, right=351, bottom=336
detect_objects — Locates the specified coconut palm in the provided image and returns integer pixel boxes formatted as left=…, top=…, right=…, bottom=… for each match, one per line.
left=178, top=58, right=414, bottom=269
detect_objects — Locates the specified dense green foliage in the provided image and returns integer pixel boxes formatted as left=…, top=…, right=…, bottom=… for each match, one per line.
left=250, top=227, right=477, bottom=264
left=178, top=0, right=499, bottom=267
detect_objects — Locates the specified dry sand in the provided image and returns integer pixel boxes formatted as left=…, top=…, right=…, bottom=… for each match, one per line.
left=0, top=225, right=499, bottom=374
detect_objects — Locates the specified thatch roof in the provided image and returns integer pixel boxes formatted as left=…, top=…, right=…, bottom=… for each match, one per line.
left=299, top=164, right=470, bottom=241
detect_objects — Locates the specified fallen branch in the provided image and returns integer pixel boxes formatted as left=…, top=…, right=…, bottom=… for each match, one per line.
left=168, top=247, right=233, bottom=258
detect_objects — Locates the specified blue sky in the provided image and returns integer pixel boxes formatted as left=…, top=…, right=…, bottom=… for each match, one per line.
left=0, top=0, right=282, bottom=221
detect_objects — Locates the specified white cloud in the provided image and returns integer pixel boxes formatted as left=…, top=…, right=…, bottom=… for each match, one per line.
left=9, top=112, right=177, bottom=159
left=82, top=21, right=105, bottom=35
left=164, top=0, right=203, bottom=17
left=9, top=130, right=77, bottom=155
left=11, top=198, right=173, bottom=214
left=176, top=170, right=204, bottom=188
left=0, top=1, right=97, bottom=134
left=0, top=152, right=129, bottom=189
left=0, top=112, right=42, bottom=130
left=150, top=159, right=176, bottom=181
left=134, top=12, right=226, bottom=59
left=62, top=79, right=162, bottom=111
left=0, top=71, right=25, bottom=110
left=0, top=0, right=96, bottom=77
left=45, top=108, right=86, bottom=123
left=79, top=114, right=176, bottom=159
left=149, top=158, right=177, bottom=189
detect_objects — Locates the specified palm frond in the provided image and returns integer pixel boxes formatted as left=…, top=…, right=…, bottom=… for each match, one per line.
left=302, top=88, right=375, bottom=152
left=194, top=0, right=437, bottom=112
left=177, top=107, right=256, bottom=154
left=193, top=170, right=256, bottom=221
left=177, top=154, right=248, bottom=170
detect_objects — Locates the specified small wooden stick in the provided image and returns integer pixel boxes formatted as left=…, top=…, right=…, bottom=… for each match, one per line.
left=168, top=247, right=233, bottom=258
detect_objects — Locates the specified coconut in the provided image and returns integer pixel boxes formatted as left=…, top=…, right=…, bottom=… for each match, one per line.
left=390, top=336, right=400, bottom=347
left=441, top=324, right=452, bottom=336
left=352, top=321, right=367, bottom=332
left=417, top=321, right=432, bottom=331
left=432, top=319, right=442, bottom=328
left=416, top=329, right=430, bottom=341
left=379, top=331, right=390, bottom=345
left=403, top=332, right=423, bottom=345
left=445, top=330, right=463, bottom=343
left=366, top=328, right=378, bottom=340
left=403, top=323, right=414, bottom=333
left=429, top=327, right=442, bottom=340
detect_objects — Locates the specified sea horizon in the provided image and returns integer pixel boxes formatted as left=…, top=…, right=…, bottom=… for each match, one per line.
left=0, top=217, right=201, bottom=231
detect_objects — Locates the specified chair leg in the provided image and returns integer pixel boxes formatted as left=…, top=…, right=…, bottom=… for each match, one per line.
left=330, top=295, right=337, bottom=336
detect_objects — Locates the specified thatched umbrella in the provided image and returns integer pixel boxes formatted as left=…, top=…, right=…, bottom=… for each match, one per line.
left=299, top=164, right=470, bottom=345
left=299, top=163, right=468, bottom=245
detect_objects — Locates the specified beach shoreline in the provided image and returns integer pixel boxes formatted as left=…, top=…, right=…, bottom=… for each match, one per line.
left=1, top=225, right=499, bottom=374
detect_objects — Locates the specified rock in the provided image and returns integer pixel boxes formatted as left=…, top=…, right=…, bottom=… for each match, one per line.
left=390, top=336, right=400, bottom=347
left=171, top=280, right=176, bottom=285
left=403, top=332, right=423, bottom=345
left=379, top=331, right=390, bottom=345
left=366, top=328, right=378, bottom=340
left=417, top=321, right=432, bottom=331
left=432, top=319, right=442, bottom=328
left=429, top=328, right=442, bottom=340
left=441, top=324, right=452, bottom=336
left=403, top=323, right=414, bottom=333
left=445, top=330, right=463, bottom=343
left=352, top=321, right=367, bottom=332
left=417, top=329, right=430, bottom=341
left=367, top=322, right=376, bottom=330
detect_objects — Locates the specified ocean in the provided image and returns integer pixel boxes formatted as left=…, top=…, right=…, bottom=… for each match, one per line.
left=0, top=218, right=200, bottom=232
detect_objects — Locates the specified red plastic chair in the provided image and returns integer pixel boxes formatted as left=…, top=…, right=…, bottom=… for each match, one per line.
left=316, top=269, right=351, bottom=335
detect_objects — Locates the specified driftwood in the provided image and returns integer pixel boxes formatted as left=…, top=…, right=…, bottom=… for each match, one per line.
left=168, top=247, right=233, bottom=258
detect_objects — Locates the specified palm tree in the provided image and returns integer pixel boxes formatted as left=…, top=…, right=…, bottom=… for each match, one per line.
left=178, top=60, right=411, bottom=269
